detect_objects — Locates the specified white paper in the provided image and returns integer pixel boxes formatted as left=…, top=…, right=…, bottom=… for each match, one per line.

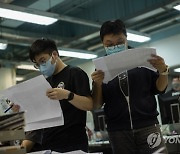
left=27, top=150, right=51, bottom=154
left=93, top=48, right=157, bottom=83
left=0, top=75, right=64, bottom=131
left=25, top=115, right=64, bottom=132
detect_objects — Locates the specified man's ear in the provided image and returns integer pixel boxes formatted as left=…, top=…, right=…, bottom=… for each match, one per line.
left=52, top=51, right=59, bottom=58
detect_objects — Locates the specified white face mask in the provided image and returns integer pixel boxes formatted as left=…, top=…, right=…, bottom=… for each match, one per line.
left=104, top=44, right=127, bottom=55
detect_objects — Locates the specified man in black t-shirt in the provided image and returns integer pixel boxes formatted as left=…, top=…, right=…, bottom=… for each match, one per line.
left=158, top=77, right=180, bottom=124
left=91, top=19, right=169, bottom=154
left=21, top=38, right=93, bottom=153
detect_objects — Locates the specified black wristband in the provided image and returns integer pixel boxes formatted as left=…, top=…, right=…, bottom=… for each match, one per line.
left=67, top=92, right=74, bottom=101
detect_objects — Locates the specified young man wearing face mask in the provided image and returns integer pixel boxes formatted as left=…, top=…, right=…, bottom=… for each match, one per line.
left=91, top=19, right=169, bottom=154
left=158, top=76, right=180, bottom=106
left=171, top=77, right=180, bottom=102
left=171, top=77, right=180, bottom=92
left=21, top=38, right=93, bottom=153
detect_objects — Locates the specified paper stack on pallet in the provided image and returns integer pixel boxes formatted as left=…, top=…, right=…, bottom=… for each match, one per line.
left=0, top=112, right=26, bottom=154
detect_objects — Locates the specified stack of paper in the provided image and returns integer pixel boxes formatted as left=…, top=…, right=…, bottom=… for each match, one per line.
left=0, top=75, right=64, bottom=131
left=0, top=112, right=26, bottom=154
left=0, top=145, right=26, bottom=154
left=0, top=112, right=25, bottom=131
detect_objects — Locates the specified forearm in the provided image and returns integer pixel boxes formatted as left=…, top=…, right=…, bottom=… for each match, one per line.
left=69, top=95, right=93, bottom=111
left=156, top=74, right=168, bottom=92
left=92, top=83, right=103, bottom=109
left=21, top=140, right=35, bottom=153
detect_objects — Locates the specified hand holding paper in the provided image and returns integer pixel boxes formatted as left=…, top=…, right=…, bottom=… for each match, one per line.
left=93, top=48, right=157, bottom=83
left=91, top=70, right=104, bottom=85
left=0, top=75, right=64, bottom=131
left=46, top=88, right=69, bottom=100
left=148, top=54, right=167, bottom=73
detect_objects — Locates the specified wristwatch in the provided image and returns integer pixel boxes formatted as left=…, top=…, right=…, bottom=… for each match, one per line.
left=160, top=65, right=169, bottom=75
left=67, top=92, right=74, bottom=101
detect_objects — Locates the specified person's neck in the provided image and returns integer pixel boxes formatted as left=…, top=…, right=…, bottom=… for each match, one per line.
left=54, top=58, right=67, bottom=75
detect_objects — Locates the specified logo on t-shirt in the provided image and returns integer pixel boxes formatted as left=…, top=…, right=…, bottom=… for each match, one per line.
left=147, top=132, right=161, bottom=149
left=172, top=91, right=180, bottom=96
left=57, top=82, right=65, bottom=89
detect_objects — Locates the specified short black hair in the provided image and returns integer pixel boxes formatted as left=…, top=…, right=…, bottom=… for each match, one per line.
left=29, top=38, right=58, bottom=62
left=100, top=19, right=127, bottom=41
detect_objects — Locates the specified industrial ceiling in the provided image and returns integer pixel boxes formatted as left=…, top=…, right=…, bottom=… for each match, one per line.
left=0, top=0, right=180, bottom=81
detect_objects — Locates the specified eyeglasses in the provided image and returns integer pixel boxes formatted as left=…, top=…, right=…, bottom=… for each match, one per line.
left=34, top=63, right=40, bottom=69
left=105, top=44, right=125, bottom=50
left=33, top=57, right=52, bottom=69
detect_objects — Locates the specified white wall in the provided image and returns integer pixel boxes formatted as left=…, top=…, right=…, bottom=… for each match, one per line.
left=78, top=61, right=95, bottom=89
left=141, top=34, right=180, bottom=67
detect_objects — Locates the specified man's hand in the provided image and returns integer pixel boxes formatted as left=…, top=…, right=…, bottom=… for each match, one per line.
left=91, top=70, right=104, bottom=85
left=86, top=126, right=93, bottom=141
left=11, top=104, right=20, bottom=113
left=91, top=70, right=104, bottom=109
left=46, top=88, right=69, bottom=100
left=148, top=54, right=167, bottom=73
left=21, top=140, right=35, bottom=153
left=148, top=54, right=168, bottom=92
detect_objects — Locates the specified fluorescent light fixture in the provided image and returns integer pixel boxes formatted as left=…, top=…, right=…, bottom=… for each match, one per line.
left=0, top=43, right=7, bottom=50
left=88, top=43, right=103, bottom=51
left=0, top=3, right=58, bottom=25
left=173, top=4, right=180, bottom=11
left=174, top=68, right=180, bottom=72
left=79, top=32, right=99, bottom=41
left=16, top=76, right=25, bottom=82
left=58, top=48, right=98, bottom=59
left=16, top=64, right=38, bottom=71
left=127, top=30, right=151, bottom=42
left=0, top=39, right=8, bottom=50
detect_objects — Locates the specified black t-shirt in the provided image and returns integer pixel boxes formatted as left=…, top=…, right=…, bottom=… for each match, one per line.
left=42, top=65, right=91, bottom=150
left=102, top=67, right=165, bottom=131
left=158, top=89, right=180, bottom=102
left=24, top=130, right=43, bottom=152
left=25, top=65, right=91, bottom=151
left=158, top=89, right=180, bottom=124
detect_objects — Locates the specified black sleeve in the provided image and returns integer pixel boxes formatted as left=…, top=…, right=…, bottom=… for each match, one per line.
left=25, top=129, right=43, bottom=144
left=71, top=67, right=91, bottom=96
left=102, top=83, right=109, bottom=104
left=151, top=71, right=167, bottom=95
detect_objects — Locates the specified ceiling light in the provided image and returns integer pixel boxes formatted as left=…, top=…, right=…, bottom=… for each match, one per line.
left=0, top=39, right=8, bottom=50
left=173, top=4, right=180, bottom=11
left=0, top=42, right=7, bottom=50
left=88, top=43, right=103, bottom=51
left=16, top=64, right=38, bottom=71
left=174, top=68, right=180, bottom=72
left=79, top=32, right=99, bottom=41
left=58, top=48, right=98, bottom=59
left=0, top=3, right=58, bottom=25
left=127, top=30, right=151, bottom=42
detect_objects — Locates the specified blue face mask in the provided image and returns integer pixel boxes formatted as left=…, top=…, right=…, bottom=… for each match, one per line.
left=39, top=57, right=56, bottom=78
left=105, top=44, right=127, bottom=55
